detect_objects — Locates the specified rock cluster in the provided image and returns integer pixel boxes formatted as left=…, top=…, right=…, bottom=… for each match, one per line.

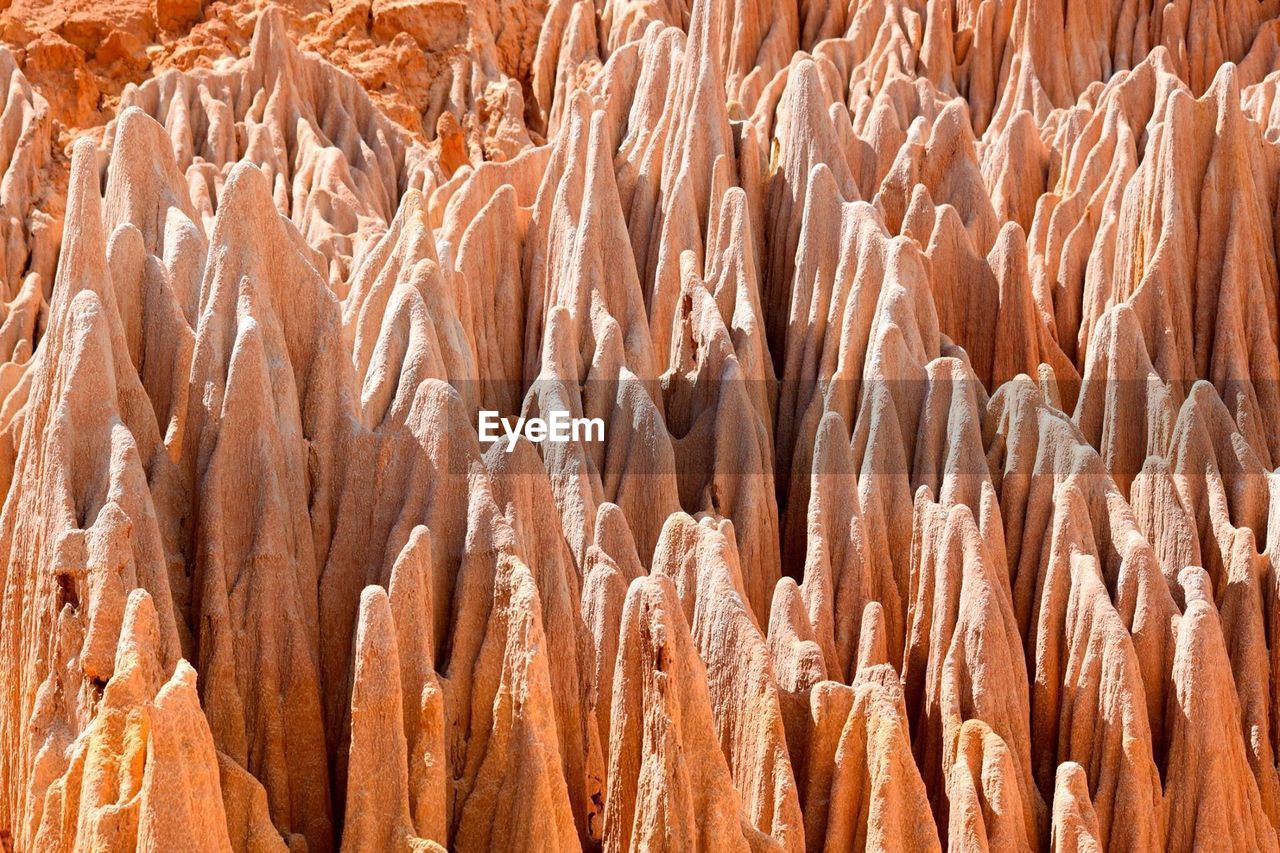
left=1, top=0, right=1280, bottom=850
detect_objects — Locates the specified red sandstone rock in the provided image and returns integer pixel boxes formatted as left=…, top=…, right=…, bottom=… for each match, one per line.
left=0, top=1, right=1279, bottom=850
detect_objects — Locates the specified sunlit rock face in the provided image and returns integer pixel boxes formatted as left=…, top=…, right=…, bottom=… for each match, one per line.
left=2, top=0, right=1280, bottom=849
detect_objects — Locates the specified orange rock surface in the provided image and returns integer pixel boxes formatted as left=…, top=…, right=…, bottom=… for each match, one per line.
left=1, top=0, right=1280, bottom=850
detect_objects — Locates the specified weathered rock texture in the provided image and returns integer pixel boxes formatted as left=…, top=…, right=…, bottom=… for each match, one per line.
left=1, top=0, right=1280, bottom=850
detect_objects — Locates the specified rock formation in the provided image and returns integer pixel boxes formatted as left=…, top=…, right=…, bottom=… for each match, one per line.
left=1, top=0, right=1280, bottom=850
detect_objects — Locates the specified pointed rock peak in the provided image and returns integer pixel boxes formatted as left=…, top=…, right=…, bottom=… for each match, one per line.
left=604, top=574, right=755, bottom=852
left=104, top=107, right=203, bottom=254
left=1086, top=303, right=1149, bottom=370
left=217, top=162, right=278, bottom=228
left=812, top=411, right=854, bottom=477
left=52, top=139, right=109, bottom=313
left=344, top=585, right=427, bottom=853
left=538, top=304, right=580, bottom=380
left=989, top=219, right=1030, bottom=285
left=853, top=601, right=890, bottom=676
left=902, top=183, right=938, bottom=242
left=593, top=502, right=644, bottom=580
left=1050, top=762, right=1103, bottom=853
left=248, top=6, right=298, bottom=72
left=109, top=588, right=165, bottom=701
